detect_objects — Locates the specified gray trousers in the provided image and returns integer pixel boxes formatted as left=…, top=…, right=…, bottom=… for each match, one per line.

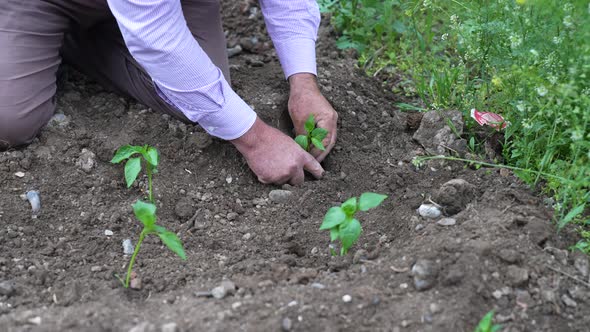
left=0, top=0, right=230, bottom=150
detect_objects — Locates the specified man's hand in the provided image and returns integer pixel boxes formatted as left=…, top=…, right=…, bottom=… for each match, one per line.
left=288, top=73, right=338, bottom=162
left=231, top=117, right=324, bottom=185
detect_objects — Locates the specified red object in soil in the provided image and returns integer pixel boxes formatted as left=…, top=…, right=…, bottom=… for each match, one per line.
left=470, top=108, right=509, bottom=130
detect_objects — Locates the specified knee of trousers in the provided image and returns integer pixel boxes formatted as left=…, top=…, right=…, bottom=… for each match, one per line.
left=0, top=100, right=54, bottom=150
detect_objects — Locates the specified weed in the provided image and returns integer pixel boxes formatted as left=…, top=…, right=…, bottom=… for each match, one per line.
left=295, top=115, right=328, bottom=152
left=320, top=192, right=387, bottom=255
left=474, top=310, right=501, bottom=332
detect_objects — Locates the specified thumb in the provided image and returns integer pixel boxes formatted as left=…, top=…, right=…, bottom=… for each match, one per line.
left=302, top=153, right=324, bottom=179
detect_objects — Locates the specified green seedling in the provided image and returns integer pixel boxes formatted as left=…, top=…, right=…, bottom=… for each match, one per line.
left=295, top=114, right=328, bottom=152
left=111, top=145, right=159, bottom=203
left=115, top=200, right=186, bottom=288
left=320, top=192, right=388, bottom=255
left=474, top=310, right=501, bottom=332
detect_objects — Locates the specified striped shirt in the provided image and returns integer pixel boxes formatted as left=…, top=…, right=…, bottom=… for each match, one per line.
left=106, top=0, right=320, bottom=139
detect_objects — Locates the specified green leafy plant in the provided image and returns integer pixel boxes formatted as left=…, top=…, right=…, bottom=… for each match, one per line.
left=116, top=201, right=186, bottom=288
left=111, top=145, right=186, bottom=288
left=295, top=115, right=328, bottom=152
left=320, top=192, right=388, bottom=255
left=474, top=310, right=501, bottom=332
left=111, top=145, right=159, bottom=203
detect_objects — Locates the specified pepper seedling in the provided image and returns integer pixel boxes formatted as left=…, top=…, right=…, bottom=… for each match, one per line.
left=111, top=144, right=159, bottom=203
left=115, top=200, right=186, bottom=288
left=295, top=114, right=328, bottom=152
left=320, top=192, right=388, bottom=255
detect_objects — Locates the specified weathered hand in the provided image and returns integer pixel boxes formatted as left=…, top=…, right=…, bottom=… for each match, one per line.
left=231, top=117, right=324, bottom=185
left=288, top=73, right=338, bottom=162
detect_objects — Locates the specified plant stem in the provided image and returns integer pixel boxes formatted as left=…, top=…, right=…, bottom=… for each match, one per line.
left=146, top=164, right=154, bottom=204
left=125, top=229, right=147, bottom=288
left=415, top=155, right=571, bottom=183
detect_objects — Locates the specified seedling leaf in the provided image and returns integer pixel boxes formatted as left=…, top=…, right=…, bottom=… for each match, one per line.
left=312, top=127, right=328, bottom=141
left=474, top=310, right=496, bottom=332
left=133, top=200, right=156, bottom=228
left=304, top=114, right=316, bottom=134
left=144, top=147, right=159, bottom=167
left=558, top=204, right=585, bottom=230
left=341, top=197, right=358, bottom=216
left=295, top=135, right=309, bottom=151
left=359, top=192, right=388, bottom=211
left=158, top=231, right=187, bottom=260
left=111, top=145, right=142, bottom=164
left=311, top=137, right=326, bottom=151
left=320, top=206, right=347, bottom=230
left=125, top=157, right=142, bottom=188
left=339, top=218, right=361, bottom=255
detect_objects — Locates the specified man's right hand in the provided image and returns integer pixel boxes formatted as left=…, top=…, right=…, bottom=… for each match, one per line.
left=231, top=117, right=324, bottom=185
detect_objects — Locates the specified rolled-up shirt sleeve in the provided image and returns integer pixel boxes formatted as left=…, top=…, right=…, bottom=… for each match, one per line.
left=259, top=0, right=321, bottom=79
left=106, top=0, right=256, bottom=140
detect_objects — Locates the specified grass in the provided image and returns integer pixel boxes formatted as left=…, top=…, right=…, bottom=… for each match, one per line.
left=319, top=0, right=590, bottom=250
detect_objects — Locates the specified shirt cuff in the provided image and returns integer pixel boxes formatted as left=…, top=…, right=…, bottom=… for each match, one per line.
left=274, top=38, right=317, bottom=79
left=198, top=86, right=257, bottom=140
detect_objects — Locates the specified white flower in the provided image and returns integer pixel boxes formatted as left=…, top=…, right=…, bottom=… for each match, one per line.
left=553, top=36, right=563, bottom=45
left=571, top=130, right=583, bottom=141
left=450, top=14, right=459, bottom=25
left=522, top=119, right=533, bottom=129
left=529, top=49, right=539, bottom=57
left=563, top=3, right=574, bottom=12
left=536, top=86, right=548, bottom=97
left=509, top=34, right=522, bottom=48
left=563, top=15, right=574, bottom=28
left=441, top=33, right=449, bottom=41
left=516, top=101, right=526, bottom=112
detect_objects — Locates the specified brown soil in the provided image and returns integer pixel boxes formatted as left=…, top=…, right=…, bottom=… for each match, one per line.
left=1, top=2, right=589, bottom=331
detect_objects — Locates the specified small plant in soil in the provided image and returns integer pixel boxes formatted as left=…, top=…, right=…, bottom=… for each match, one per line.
left=111, top=144, right=159, bottom=203
left=474, top=310, right=501, bottom=332
left=320, top=192, right=388, bottom=255
left=111, top=145, right=186, bottom=288
left=115, top=200, right=186, bottom=288
left=295, top=114, right=328, bottom=152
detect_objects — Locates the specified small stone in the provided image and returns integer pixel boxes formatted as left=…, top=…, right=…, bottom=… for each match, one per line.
left=227, top=45, right=243, bottom=58
left=497, top=249, right=520, bottom=264
left=123, top=239, right=134, bottom=255
left=14, top=172, right=25, bottom=178
left=417, top=204, right=441, bottom=219
left=194, top=291, right=213, bottom=298
left=415, top=224, right=425, bottom=231
left=212, top=280, right=236, bottom=299
left=412, top=259, right=439, bottom=291
left=492, top=290, right=503, bottom=299
left=0, top=280, right=16, bottom=297
left=310, top=283, right=325, bottom=289
left=76, top=148, right=96, bottom=173
left=436, top=218, right=456, bottom=226
left=231, top=302, right=242, bottom=310
left=129, top=321, right=156, bottom=332
left=506, top=265, right=529, bottom=287
left=311, top=247, right=319, bottom=255
left=47, top=113, right=70, bottom=128
left=561, top=294, right=577, bottom=307
left=269, top=190, right=292, bottom=204
left=429, top=303, right=441, bottom=314
left=288, top=300, right=298, bottom=307
left=242, top=233, right=252, bottom=240
left=160, top=322, right=178, bottom=332
left=573, top=253, right=589, bottom=277
left=342, top=294, right=352, bottom=303
left=90, top=266, right=103, bottom=272
left=130, top=277, right=142, bottom=290
left=28, top=316, right=42, bottom=326
left=227, top=212, right=238, bottom=221
left=104, top=230, right=114, bottom=236
left=281, top=317, right=293, bottom=331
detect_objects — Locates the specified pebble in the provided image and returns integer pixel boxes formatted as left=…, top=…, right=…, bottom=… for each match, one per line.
left=311, top=283, right=325, bottom=289
left=242, top=233, right=252, bottom=240
left=227, top=45, right=243, bottom=58
left=194, top=291, right=213, bottom=298
left=76, top=148, right=96, bottom=173
left=14, top=172, right=25, bottom=178
left=561, top=294, right=577, bottom=307
left=90, top=266, right=103, bottom=272
left=492, top=290, right=503, bottom=299
left=26, top=190, right=41, bottom=217
left=281, top=317, right=293, bottom=331
left=574, top=254, right=589, bottom=277
left=47, top=113, right=70, bottom=128
left=122, top=239, right=134, bottom=255
left=160, top=322, right=178, bottom=332
left=506, top=265, right=529, bottom=287
left=436, top=218, right=456, bottom=226
left=415, top=224, right=425, bottom=231
left=104, top=230, right=114, bottom=236
left=211, top=280, right=236, bottom=299
left=0, top=280, right=16, bottom=297
left=227, top=212, right=238, bottom=221
left=342, top=294, right=352, bottom=303
left=28, top=316, right=42, bottom=326
left=417, top=204, right=441, bottom=219
left=269, top=190, right=292, bottom=204
left=411, top=259, right=439, bottom=291
left=129, top=321, right=156, bottom=332
left=231, top=302, right=242, bottom=310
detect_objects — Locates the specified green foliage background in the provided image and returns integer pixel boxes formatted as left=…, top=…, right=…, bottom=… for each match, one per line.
left=318, top=0, right=590, bottom=249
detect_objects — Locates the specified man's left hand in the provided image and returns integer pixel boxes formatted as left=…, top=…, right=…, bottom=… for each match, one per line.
left=288, top=73, right=338, bottom=162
